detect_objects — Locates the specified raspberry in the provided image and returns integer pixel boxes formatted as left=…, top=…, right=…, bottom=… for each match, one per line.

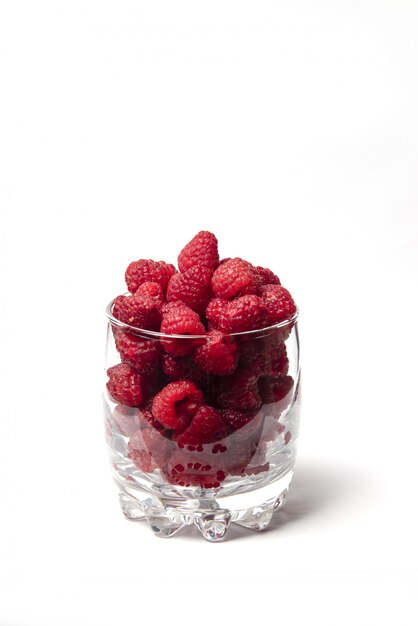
left=160, top=304, right=206, bottom=356
left=125, top=259, right=174, bottom=294
left=112, top=404, right=141, bottom=436
left=158, top=261, right=177, bottom=285
left=259, top=284, right=297, bottom=325
left=211, top=258, right=258, bottom=299
left=128, top=430, right=157, bottom=473
left=113, top=295, right=161, bottom=330
left=152, top=380, right=204, bottom=431
left=239, top=339, right=289, bottom=378
left=134, top=281, right=165, bottom=308
left=128, top=412, right=174, bottom=471
left=114, top=330, right=161, bottom=374
left=162, top=453, right=226, bottom=488
left=138, top=401, right=166, bottom=432
left=173, top=405, right=223, bottom=446
left=106, top=363, right=145, bottom=407
left=193, top=330, right=238, bottom=375
left=258, top=374, right=294, bottom=404
left=221, top=408, right=256, bottom=430
left=269, top=343, right=289, bottom=377
left=214, top=416, right=263, bottom=474
left=166, top=266, right=213, bottom=314
left=178, top=231, right=219, bottom=274
left=161, top=300, right=187, bottom=316
left=162, top=353, right=207, bottom=388
left=206, top=295, right=267, bottom=333
left=254, top=266, right=281, bottom=287
left=214, top=367, right=262, bottom=411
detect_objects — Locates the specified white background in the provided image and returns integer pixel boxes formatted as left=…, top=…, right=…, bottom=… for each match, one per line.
left=1, top=1, right=418, bottom=624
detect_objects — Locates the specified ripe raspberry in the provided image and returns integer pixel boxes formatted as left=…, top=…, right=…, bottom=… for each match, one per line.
left=162, top=456, right=227, bottom=488
left=125, top=259, right=174, bottom=294
left=193, top=330, right=238, bottom=375
left=214, top=367, right=262, bottom=411
left=158, top=261, right=177, bottom=285
left=128, top=430, right=157, bottom=473
left=239, top=339, right=289, bottom=378
left=160, top=304, right=206, bottom=356
left=178, top=231, right=219, bottom=274
left=138, top=401, right=166, bottom=432
left=211, top=258, right=258, bottom=299
left=166, top=266, right=212, bottom=314
left=254, top=266, right=281, bottom=287
left=173, top=405, right=223, bottom=446
left=106, top=363, right=145, bottom=407
left=206, top=295, right=267, bottom=333
left=113, top=295, right=161, bottom=330
left=258, top=374, right=294, bottom=404
left=269, top=343, right=289, bottom=377
left=114, top=330, right=161, bottom=374
left=128, top=412, right=174, bottom=471
left=134, top=281, right=165, bottom=308
left=214, top=417, right=263, bottom=475
left=152, top=380, right=203, bottom=431
left=162, top=353, right=207, bottom=388
left=161, top=300, right=187, bottom=316
left=112, top=404, right=141, bottom=436
left=221, top=408, right=256, bottom=430
left=259, top=284, right=297, bottom=325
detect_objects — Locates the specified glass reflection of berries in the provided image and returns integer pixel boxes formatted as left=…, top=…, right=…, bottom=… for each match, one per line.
left=104, top=231, right=301, bottom=541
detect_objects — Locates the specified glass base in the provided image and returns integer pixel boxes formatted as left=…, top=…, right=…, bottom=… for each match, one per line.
left=116, top=465, right=294, bottom=541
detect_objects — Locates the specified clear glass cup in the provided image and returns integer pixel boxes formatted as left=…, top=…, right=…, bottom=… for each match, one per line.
left=104, top=299, right=301, bottom=541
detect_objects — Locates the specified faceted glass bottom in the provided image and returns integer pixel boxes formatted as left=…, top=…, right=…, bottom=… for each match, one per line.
left=116, top=464, right=294, bottom=541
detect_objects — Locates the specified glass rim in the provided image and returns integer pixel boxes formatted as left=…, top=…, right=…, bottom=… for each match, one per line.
left=106, top=296, right=299, bottom=340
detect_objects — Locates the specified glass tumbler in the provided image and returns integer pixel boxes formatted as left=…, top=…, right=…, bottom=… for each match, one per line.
left=104, top=301, right=300, bottom=541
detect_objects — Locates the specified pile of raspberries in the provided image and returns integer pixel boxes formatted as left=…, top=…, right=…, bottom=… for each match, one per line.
left=106, top=231, right=297, bottom=488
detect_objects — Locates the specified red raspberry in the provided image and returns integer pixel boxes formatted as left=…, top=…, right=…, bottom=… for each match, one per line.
left=113, top=295, right=161, bottom=330
left=125, top=259, right=175, bottom=294
left=134, top=281, right=165, bottom=308
left=158, top=261, right=177, bottom=285
left=254, top=266, right=281, bottom=287
left=214, top=367, right=262, bottom=411
left=214, top=416, right=263, bottom=474
left=128, top=411, right=174, bottom=471
left=160, top=304, right=206, bottom=356
left=161, top=300, right=187, bottom=316
left=239, top=339, right=289, bottom=378
left=259, top=284, right=297, bottom=325
left=211, top=258, right=258, bottom=299
left=128, top=430, right=157, bottom=472
left=137, top=401, right=166, bottom=432
left=162, top=453, right=226, bottom=488
left=221, top=408, right=256, bottom=430
left=269, top=343, right=289, bottom=377
left=173, top=405, right=223, bottom=446
left=112, top=404, right=141, bottom=436
left=178, top=231, right=219, bottom=274
left=162, top=353, right=207, bottom=388
left=152, top=380, right=204, bottom=431
left=106, top=363, right=145, bottom=407
left=114, top=331, right=161, bottom=374
left=193, top=330, right=238, bottom=375
left=258, top=374, right=294, bottom=404
left=206, top=295, right=267, bottom=333
left=166, top=266, right=213, bottom=314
